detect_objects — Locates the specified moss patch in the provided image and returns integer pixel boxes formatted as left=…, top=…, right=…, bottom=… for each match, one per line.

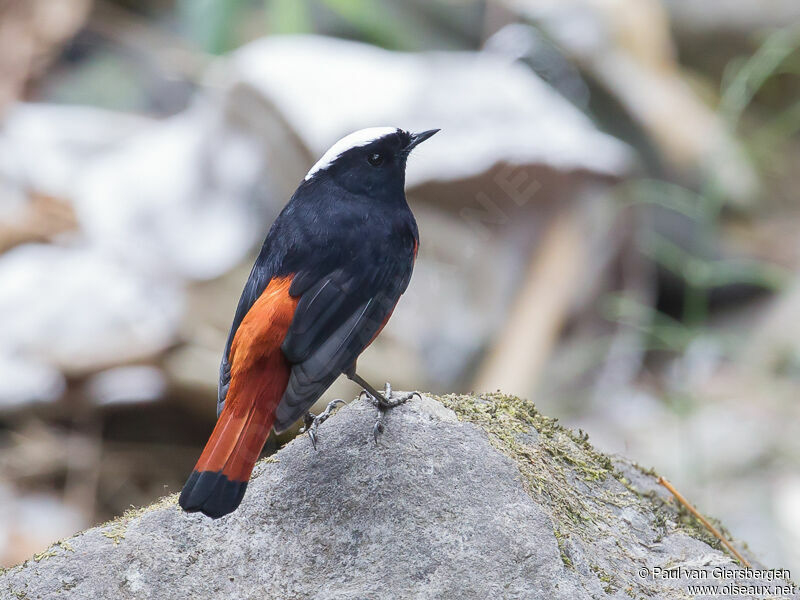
left=436, top=392, right=730, bottom=558
left=99, top=492, right=180, bottom=547
left=32, top=550, right=57, bottom=562
left=438, top=393, right=625, bottom=537
left=590, top=563, right=616, bottom=594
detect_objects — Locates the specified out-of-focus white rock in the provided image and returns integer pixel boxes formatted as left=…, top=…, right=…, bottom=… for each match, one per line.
left=226, top=35, right=632, bottom=186
left=0, top=103, right=148, bottom=202
left=497, top=0, right=759, bottom=206
left=0, top=101, right=281, bottom=281
left=86, top=366, right=166, bottom=407
left=73, top=104, right=278, bottom=280
left=0, top=353, right=65, bottom=410
left=0, top=244, right=182, bottom=374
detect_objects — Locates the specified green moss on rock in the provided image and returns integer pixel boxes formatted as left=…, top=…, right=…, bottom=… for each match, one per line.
left=436, top=392, right=737, bottom=559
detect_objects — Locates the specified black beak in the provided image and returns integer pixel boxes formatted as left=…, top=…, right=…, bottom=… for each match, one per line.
left=406, top=129, right=440, bottom=151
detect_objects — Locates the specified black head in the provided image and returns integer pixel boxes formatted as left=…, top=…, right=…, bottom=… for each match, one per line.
left=303, top=127, right=439, bottom=196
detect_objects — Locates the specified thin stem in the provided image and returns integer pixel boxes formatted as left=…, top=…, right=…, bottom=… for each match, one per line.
left=657, top=476, right=751, bottom=568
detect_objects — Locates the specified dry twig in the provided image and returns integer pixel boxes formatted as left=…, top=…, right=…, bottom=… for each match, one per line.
left=657, top=476, right=751, bottom=567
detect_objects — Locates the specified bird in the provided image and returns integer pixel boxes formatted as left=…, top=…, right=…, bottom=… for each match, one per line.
left=179, top=126, right=439, bottom=519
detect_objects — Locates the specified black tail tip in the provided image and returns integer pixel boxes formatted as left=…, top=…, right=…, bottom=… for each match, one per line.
left=179, top=470, right=248, bottom=519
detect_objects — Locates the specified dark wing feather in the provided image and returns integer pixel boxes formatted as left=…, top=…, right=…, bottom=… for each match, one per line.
left=273, top=256, right=412, bottom=432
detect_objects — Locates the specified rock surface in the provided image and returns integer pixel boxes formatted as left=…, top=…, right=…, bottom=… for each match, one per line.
left=1, top=393, right=788, bottom=599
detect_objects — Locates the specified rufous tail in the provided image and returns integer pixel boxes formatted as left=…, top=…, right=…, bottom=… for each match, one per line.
left=179, top=356, right=288, bottom=518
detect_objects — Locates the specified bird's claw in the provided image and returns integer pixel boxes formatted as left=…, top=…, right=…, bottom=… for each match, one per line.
left=372, top=420, right=384, bottom=444
left=358, top=383, right=420, bottom=445
left=300, top=399, right=346, bottom=450
left=359, top=382, right=420, bottom=410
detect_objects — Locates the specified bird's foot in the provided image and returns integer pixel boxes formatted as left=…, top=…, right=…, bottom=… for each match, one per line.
left=300, top=399, right=346, bottom=450
left=359, top=382, right=419, bottom=409
left=358, top=383, right=420, bottom=444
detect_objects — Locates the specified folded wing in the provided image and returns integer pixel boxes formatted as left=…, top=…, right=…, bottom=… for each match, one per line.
left=274, top=255, right=413, bottom=432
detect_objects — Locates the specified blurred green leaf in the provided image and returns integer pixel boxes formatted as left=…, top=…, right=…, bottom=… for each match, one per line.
left=266, top=0, right=313, bottom=34
left=641, top=232, right=789, bottom=292
left=615, top=179, right=710, bottom=222
left=601, top=294, right=695, bottom=353
left=753, top=101, right=800, bottom=148
left=177, top=0, right=248, bottom=54
left=319, top=0, right=408, bottom=49
left=720, top=26, right=800, bottom=129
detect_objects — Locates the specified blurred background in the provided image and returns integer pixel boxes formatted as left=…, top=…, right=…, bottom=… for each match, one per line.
left=0, top=0, right=799, bottom=573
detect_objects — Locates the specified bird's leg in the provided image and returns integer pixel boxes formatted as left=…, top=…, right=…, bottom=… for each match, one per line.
left=300, top=399, right=346, bottom=450
left=348, top=372, right=420, bottom=444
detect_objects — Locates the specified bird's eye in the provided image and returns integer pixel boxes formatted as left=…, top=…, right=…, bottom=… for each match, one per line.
left=367, top=152, right=385, bottom=167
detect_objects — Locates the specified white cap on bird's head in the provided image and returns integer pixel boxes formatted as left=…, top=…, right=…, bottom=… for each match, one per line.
left=304, top=127, right=440, bottom=181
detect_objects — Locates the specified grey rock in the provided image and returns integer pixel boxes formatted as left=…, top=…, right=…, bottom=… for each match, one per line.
left=2, top=393, right=789, bottom=599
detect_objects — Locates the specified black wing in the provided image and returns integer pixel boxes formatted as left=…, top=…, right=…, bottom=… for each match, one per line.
left=272, top=253, right=413, bottom=432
